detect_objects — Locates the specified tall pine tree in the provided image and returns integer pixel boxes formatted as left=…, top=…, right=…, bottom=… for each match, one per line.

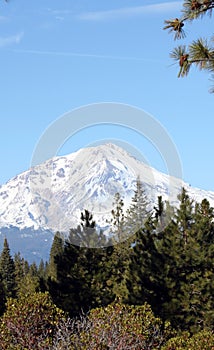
left=126, top=176, right=150, bottom=235
left=105, top=193, right=132, bottom=302
left=49, top=210, right=111, bottom=316
left=129, top=189, right=214, bottom=332
left=108, top=192, right=127, bottom=242
left=48, top=231, right=64, bottom=282
left=0, top=238, right=16, bottom=298
left=14, top=252, right=29, bottom=296
left=0, top=273, right=6, bottom=315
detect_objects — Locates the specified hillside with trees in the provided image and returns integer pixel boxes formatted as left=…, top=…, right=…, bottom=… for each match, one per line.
left=0, top=180, right=213, bottom=349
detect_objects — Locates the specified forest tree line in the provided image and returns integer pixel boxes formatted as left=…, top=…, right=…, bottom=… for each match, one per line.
left=0, top=179, right=213, bottom=349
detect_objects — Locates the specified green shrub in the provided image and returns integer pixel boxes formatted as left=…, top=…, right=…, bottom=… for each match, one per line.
left=69, top=302, right=173, bottom=349
left=0, top=292, right=65, bottom=350
left=162, top=329, right=214, bottom=350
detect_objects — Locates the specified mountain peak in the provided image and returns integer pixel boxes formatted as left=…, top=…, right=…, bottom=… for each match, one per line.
left=0, top=143, right=214, bottom=235
left=74, top=143, right=134, bottom=160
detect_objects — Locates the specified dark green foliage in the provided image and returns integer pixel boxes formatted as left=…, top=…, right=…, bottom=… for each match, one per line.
left=186, top=198, right=214, bottom=330
left=154, top=195, right=164, bottom=220
left=38, top=259, right=46, bottom=278
left=48, top=210, right=112, bottom=316
left=48, top=238, right=79, bottom=316
left=104, top=238, right=133, bottom=303
left=74, top=209, right=107, bottom=248
left=47, top=187, right=214, bottom=331
left=0, top=238, right=16, bottom=298
left=129, top=212, right=171, bottom=311
left=129, top=188, right=214, bottom=332
left=14, top=252, right=47, bottom=297
left=0, top=186, right=213, bottom=346
left=108, top=192, right=127, bottom=242
left=18, top=262, right=42, bottom=296
left=103, top=194, right=132, bottom=302
left=163, top=193, right=214, bottom=331
left=126, top=176, right=150, bottom=235
left=0, top=273, right=6, bottom=315
left=48, top=231, right=64, bottom=282
left=50, top=239, right=113, bottom=316
left=175, top=187, right=194, bottom=243
left=14, top=252, right=29, bottom=291
left=154, top=195, right=165, bottom=230
left=37, top=259, right=48, bottom=293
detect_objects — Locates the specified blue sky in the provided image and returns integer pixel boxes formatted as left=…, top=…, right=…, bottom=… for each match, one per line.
left=0, top=0, right=213, bottom=191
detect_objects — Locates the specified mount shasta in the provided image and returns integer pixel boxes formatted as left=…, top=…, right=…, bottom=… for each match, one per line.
left=1, top=143, right=214, bottom=263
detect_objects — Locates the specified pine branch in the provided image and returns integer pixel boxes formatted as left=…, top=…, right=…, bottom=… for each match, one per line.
left=189, top=38, right=214, bottom=69
left=170, top=46, right=191, bottom=77
left=164, top=1, right=214, bottom=40
left=170, top=38, right=214, bottom=81
left=163, top=18, right=186, bottom=40
left=182, top=0, right=214, bottom=20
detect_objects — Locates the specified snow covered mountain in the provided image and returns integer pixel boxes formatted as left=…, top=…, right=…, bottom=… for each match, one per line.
left=0, top=143, right=214, bottom=262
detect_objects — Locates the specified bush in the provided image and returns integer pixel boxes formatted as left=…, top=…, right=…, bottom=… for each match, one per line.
left=68, top=302, right=173, bottom=349
left=0, top=292, right=65, bottom=350
left=162, top=329, right=214, bottom=350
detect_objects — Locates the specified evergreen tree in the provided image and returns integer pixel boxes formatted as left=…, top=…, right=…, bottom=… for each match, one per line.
left=154, top=196, right=165, bottom=225
left=0, top=273, right=6, bottom=315
left=49, top=211, right=111, bottom=316
left=48, top=236, right=80, bottom=315
left=14, top=252, right=24, bottom=290
left=68, top=209, right=107, bottom=248
left=81, top=209, right=96, bottom=228
left=108, top=192, right=127, bottom=242
left=163, top=196, right=214, bottom=332
left=105, top=238, right=133, bottom=303
left=14, top=252, right=29, bottom=296
left=18, top=262, right=41, bottom=297
left=38, top=259, right=48, bottom=293
left=126, top=176, right=150, bottom=235
left=129, top=189, right=214, bottom=332
left=182, top=198, right=214, bottom=330
left=175, top=187, right=194, bottom=243
left=0, top=238, right=16, bottom=298
left=128, top=209, right=171, bottom=311
left=105, top=193, right=132, bottom=302
left=46, top=188, right=213, bottom=332
left=154, top=196, right=175, bottom=233
left=38, top=259, right=45, bottom=278
left=48, top=231, right=64, bottom=282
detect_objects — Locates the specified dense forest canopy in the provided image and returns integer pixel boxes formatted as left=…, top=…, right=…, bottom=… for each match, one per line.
left=0, top=183, right=213, bottom=349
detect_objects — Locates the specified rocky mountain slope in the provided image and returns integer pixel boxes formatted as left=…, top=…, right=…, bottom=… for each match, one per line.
left=0, top=143, right=214, bottom=262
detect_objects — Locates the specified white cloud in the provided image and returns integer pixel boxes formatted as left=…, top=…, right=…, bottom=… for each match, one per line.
left=0, top=32, right=24, bottom=48
left=78, top=1, right=182, bottom=21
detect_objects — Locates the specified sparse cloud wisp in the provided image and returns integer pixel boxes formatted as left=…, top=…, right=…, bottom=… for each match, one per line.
left=78, top=1, right=181, bottom=21
left=12, top=48, right=162, bottom=63
left=0, top=32, right=24, bottom=48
